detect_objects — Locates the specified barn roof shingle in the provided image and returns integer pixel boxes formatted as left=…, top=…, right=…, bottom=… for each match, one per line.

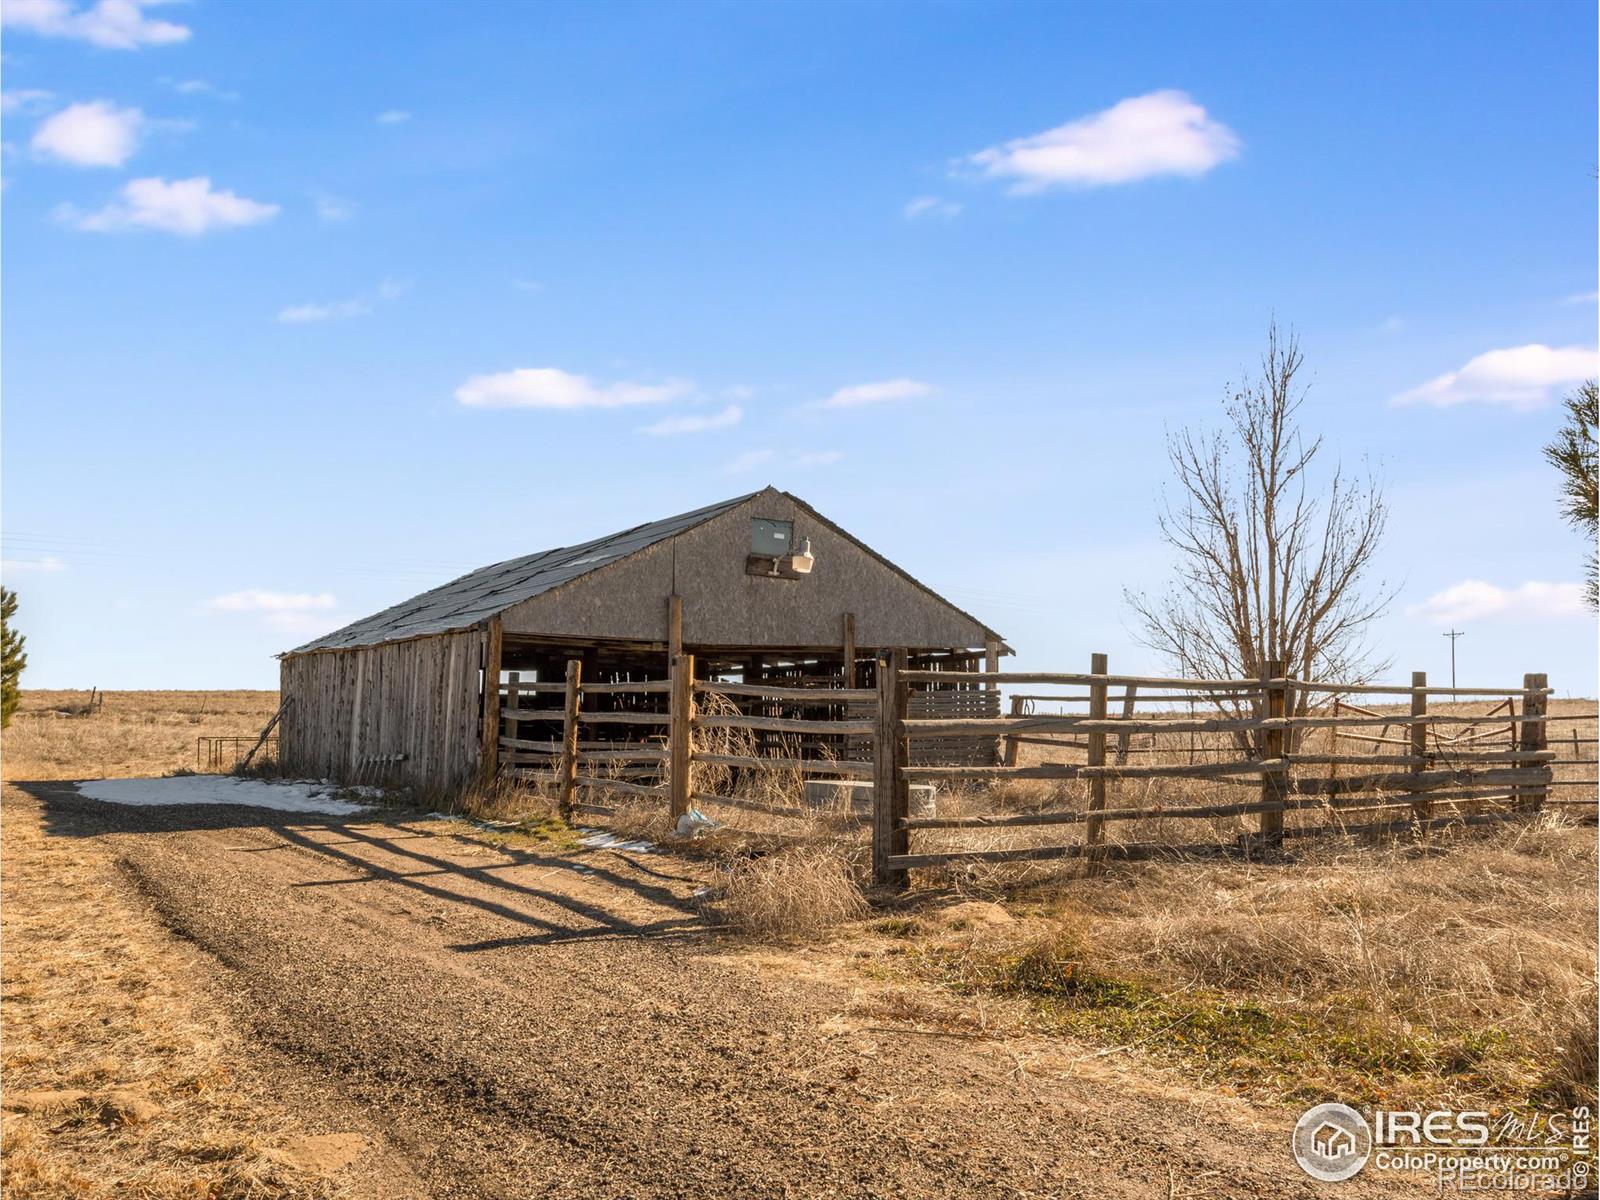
left=286, top=492, right=757, bottom=654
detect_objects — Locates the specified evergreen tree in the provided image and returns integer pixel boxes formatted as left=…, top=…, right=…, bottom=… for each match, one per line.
left=1542, top=380, right=1599, bottom=608
left=1, top=588, right=27, bottom=729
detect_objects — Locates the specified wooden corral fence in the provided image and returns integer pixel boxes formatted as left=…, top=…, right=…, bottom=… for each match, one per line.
left=495, top=652, right=1595, bottom=888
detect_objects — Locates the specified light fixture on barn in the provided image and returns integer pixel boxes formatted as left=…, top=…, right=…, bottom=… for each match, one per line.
left=789, top=538, right=815, bottom=574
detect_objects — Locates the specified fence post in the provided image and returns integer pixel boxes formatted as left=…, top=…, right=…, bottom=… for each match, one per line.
left=669, top=653, right=695, bottom=820
left=558, top=660, right=581, bottom=817
left=1114, top=683, right=1138, bottom=765
left=1083, top=652, right=1109, bottom=862
left=1408, top=671, right=1429, bottom=826
left=1258, top=659, right=1286, bottom=847
left=504, top=670, right=520, bottom=774
left=872, top=651, right=908, bottom=889
left=1517, top=672, right=1549, bottom=812
left=1003, top=694, right=1023, bottom=767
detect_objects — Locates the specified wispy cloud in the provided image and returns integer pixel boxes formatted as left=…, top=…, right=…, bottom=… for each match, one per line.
left=1562, top=290, right=1599, bottom=305
left=510, top=278, right=543, bottom=293
left=276, top=278, right=407, bottom=324
left=376, top=109, right=411, bottom=125
left=1379, top=315, right=1405, bottom=335
left=724, top=448, right=842, bottom=473
left=1392, top=344, right=1598, bottom=410
left=208, top=589, right=343, bottom=636
left=1, top=89, right=54, bottom=115
left=723, top=449, right=775, bottom=474
left=818, top=378, right=932, bottom=409
left=1, top=554, right=67, bottom=573
left=903, top=195, right=961, bottom=221
left=1407, top=580, right=1588, bottom=623
left=312, top=191, right=354, bottom=222
left=209, top=589, right=337, bottom=613
left=172, top=78, right=237, bottom=100
left=456, top=367, right=691, bottom=410
left=967, top=89, right=1240, bottom=193
left=1, top=0, right=190, bottom=49
left=57, top=176, right=279, bottom=236
left=638, top=404, right=742, bottom=436
left=31, top=100, right=143, bottom=167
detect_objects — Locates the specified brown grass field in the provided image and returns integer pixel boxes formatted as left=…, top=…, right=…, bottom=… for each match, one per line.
left=2, top=688, right=1595, bottom=1194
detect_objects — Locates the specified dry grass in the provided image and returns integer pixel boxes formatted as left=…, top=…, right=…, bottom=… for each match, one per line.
left=0, top=794, right=339, bottom=1198
left=711, top=841, right=870, bottom=940
left=3, top=690, right=280, bottom=782
left=892, top=813, right=1597, bottom=1108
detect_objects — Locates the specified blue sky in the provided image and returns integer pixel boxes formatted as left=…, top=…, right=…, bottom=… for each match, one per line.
left=2, top=0, right=1596, bottom=695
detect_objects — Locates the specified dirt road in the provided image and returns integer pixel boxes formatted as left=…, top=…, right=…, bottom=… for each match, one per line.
left=7, top=782, right=1432, bottom=1198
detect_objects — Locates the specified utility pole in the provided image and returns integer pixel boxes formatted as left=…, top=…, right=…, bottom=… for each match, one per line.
left=1443, top=629, right=1464, bottom=691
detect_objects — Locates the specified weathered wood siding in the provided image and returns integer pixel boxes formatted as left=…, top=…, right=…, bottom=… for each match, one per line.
left=500, top=490, right=991, bottom=650
left=280, top=627, right=490, bottom=795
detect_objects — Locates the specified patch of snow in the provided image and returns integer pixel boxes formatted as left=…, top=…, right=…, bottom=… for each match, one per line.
left=74, top=775, right=374, bottom=817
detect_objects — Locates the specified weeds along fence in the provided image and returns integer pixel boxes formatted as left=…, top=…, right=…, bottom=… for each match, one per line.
left=495, top=652, right=1595, bottom=887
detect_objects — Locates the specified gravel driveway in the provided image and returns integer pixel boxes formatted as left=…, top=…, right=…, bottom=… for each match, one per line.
left=10, top=781, right=1433, bottom=1199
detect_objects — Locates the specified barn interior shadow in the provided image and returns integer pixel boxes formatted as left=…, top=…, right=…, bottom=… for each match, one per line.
left=13, top=780, right=710, bottom=948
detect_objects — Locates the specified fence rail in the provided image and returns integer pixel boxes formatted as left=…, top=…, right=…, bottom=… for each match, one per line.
left=491, top=650, right=1591, bottom=886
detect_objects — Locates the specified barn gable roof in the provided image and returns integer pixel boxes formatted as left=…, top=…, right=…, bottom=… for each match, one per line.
left=286, top=492, right=757, bottom=654
left=284, top=487, right=1001, bottom=655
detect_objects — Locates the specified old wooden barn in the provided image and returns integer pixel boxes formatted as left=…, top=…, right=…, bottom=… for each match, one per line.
left=278, top=487, right=1007, bottom=796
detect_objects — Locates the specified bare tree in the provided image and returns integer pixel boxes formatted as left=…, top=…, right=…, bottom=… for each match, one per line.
left=1126, top=323, right=1391, bottom=740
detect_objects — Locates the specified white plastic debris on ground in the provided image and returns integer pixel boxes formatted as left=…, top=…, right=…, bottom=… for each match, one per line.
left=74, top=775, right=374, bottom=817
left=576, top=829, right=656, bottom=854
left=674, top=808, right=719, bottom=839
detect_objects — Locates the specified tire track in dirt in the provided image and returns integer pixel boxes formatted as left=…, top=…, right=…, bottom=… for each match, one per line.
left=25, top=784, right=1435, bottom=1199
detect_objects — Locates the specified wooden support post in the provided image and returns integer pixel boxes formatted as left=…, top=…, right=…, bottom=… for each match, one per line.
left=1329, top=698, right=1341, bottom=782
left=1083, top=652, right=1109, bottom=862
left=504, top=671, right=520, bottom=753
left=669, top=653, right=695, bottom=820
left=558, top=659, right=581, bottom=817
left=1258, top=660, right=1286, bottom=846
left=984, top=638, right=1002, bottom=765
left=872, top=651, right=909, bottom=888
left=1003, top=694, right=1024, bottom=767
left=1114, top=683, right=1138, bottom=765
left=1408, top=671, right=1429, bottom=824
left=842, top=613, right=857, bottom=689
left=667, top=594, right=683, bottom=661
left=1518, top=672, right=1549, bottom=812
left=479, top=618, right=503, bottom=782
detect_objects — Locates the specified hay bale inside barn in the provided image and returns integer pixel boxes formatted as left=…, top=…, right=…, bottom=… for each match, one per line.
left=278, top=487, right=1006, bottom=796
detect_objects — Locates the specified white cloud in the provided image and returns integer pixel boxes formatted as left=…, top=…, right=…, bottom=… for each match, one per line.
left=1, top=555, right=67, bottom=573
left=1379, top=315, right=1405, bottom=335
left=276, top=278, right=407, bottom=324
left=1562, top=290, right=1599, bottom=305
left=1, top=89, right=54, bottom=114
left=263, top=611, right=347, bottom=635
left=456, top=367, right=690, bottom=410
left=1, top=0, right=190, bottom=49
left=819, top=378, right=932, bottom=408
left=638, top=404, right=742, bottom=436
left=1392, top=344, right=1598, bottom=410
left=967, top=89, right=1240, bottom=193
left=1407, top=580, right=1588, bottom=624
left=58, top=176, right=280, bottom=235
left=904, top=195, right=961, bottom=220
left=31, top=100, right=143, bottom=167
left=209, top=589, right=336, bottom=613
left=376, top=109, right=411, bottom=125
left=511, top=277, right=543, bottom=293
